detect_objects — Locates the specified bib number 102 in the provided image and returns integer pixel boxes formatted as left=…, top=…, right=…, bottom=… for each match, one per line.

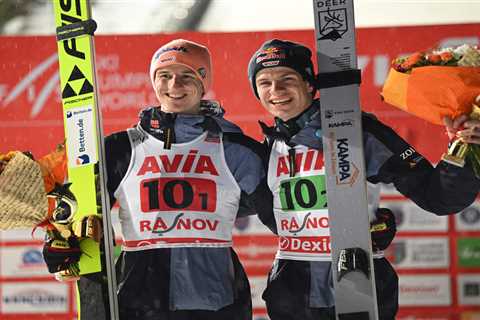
left=140, top=177, right=217, bottom=212
left=279, top=175, right=327, bottom=211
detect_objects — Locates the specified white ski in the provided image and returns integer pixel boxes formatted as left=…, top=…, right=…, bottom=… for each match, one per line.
left=312, top=1, right=379, bottom=319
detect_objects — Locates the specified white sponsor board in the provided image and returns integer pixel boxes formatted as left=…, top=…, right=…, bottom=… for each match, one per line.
left=235, top=242, right=278, bottom=260
left=399, top=275, right=451, bottom=306
left=457, top=274, right=480, bottom=306
left=1, top=282, right=69, bottom=313
left=232, top=215, right=273, bottom=235
left=455, top=203, right=480, bottom=231
left=388, top=237, right=450, bottom=269
left=0, top=245, right=50, bottom=278
left=381, top=200, right=449, bottom=231
left=0, top=229, right=46, bottom=241
left=249, top=275, right=268, bottom=309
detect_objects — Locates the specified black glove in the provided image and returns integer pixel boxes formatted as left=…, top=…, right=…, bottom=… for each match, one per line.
left=43, top=237, right=81, bottom=274
left=370, top=208, right=397, bottom=251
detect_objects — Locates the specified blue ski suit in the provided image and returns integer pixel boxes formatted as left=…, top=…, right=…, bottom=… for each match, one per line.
left=102, top=103, right=273, bottom=320
left=259, top=99, right=480, bottom=320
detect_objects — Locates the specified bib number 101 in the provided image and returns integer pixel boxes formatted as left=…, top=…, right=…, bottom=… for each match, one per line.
left=141, top=177, right=217, bottom=213
left=279, top=175, right=327, bottom=211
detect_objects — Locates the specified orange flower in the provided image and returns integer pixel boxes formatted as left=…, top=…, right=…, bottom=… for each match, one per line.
left=440, top=52, right=454, bottom=62
left=392, top=59, right=403, bottom=71
left=399, top=52, right=425, bottom=71
left=427, top=54, right=441, bottom=64
left=408, top=52, right=424, bottom=63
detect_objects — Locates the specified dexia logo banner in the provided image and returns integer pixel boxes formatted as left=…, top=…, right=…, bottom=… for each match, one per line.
left=279, top=236, right=331, bottom=254
left=65, top=105, right=97, bottom=168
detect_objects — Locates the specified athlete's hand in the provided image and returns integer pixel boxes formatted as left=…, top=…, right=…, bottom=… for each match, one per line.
left=54, top=268, right=81, bottom=282
left=370, top=208, right=397, bottom=251
left=43, top=236, right=81, bottom=274
left=444, top=96, right=480, bottom=144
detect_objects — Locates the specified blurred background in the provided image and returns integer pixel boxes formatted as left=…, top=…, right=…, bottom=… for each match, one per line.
left=0, top=1, right=479, bottom=320
left=1, top=0, right=480, bottom=35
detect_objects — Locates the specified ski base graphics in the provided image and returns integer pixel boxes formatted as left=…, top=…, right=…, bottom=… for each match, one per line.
left=313, top=0, right=379, bottom=319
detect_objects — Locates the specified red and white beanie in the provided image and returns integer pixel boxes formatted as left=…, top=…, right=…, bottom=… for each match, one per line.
left=149, top=39, right=212, bottom=94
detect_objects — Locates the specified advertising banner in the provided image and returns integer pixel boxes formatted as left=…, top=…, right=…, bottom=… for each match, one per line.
left=1, top=24, right=479, bottom=319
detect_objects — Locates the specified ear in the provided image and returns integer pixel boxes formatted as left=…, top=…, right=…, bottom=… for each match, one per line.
left=308, top=82, right=314, bottom=93
left=307, top=82, right=316, bottom=97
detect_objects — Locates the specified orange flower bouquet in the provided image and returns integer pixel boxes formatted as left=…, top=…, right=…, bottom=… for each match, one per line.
left=382, top=44, right=480, bottom=125
left=381, top=44, right=480, bottom=174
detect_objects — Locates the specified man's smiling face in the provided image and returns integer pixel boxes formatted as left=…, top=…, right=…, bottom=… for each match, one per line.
left=153, top=64, right=203, bottom=114
left=255, top=66, right=313, bottom=121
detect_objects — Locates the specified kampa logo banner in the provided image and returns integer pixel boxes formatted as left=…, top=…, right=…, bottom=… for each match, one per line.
left=328, top=135, right=359, bottom=186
